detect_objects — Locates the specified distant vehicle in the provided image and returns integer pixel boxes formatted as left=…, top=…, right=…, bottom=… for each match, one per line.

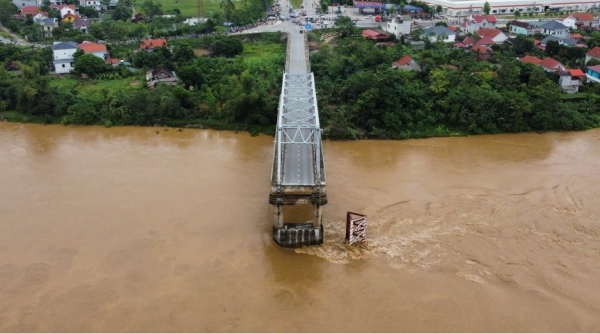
left=301, top=10, right=307, bottom=16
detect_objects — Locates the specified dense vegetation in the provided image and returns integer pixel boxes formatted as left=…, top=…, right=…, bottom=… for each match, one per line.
left=0, top=33, right=285, bottom=133
left=309, top=29, right=600, bottom=139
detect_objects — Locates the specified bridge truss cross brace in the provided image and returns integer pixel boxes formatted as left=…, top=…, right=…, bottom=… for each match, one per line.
left=269, top=72, right=327, bottom=248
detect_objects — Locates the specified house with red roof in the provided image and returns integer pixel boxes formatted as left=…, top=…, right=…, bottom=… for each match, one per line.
left=140, top=38, right=168, bottom=53
left=78, top=41, right=107, bottom=59
left=562, top=12, right=595, bottom=29
left=585, top=47, right=600, bottom=65
left=55, top=4, right=77, bottom=18
left=361, top=29, right=390, bottom=41
left=460, top=14, right=497, bottom=34
left=539, top=57, right=565, bottom=72
left=471, top=45, right=493, bottom=60
left=17, top=6, right=48, bottom=18
left=391, top=55, right=421, bottom=71
left=459, top=35, right=495, bottom=48
left=475, top=28, right=508, bottom=44
left=106, top=58, right=120, bottom=66
left=520, top=55, right=542, bottom=65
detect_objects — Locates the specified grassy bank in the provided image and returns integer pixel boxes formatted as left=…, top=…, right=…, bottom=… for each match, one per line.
left=136, top=0, right=244, bottom=17
left=0, top=110, right=276, bottom=136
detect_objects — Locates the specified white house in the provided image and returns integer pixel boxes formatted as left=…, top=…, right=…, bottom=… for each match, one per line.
left=385, top=15, right=412, bottom=38
left=422, top=26, right=456, bottom=43
left=561, top=12, right=595, bottom=29
left=52, top=4, right=78, bottom=18
left=460, top=14, right=497, bottom=34
left=79, top=0, right=102, bottom=11
left=541, top=20, right=569, bottom=37
left=52, top=41, right=78, bottom=74
left=558, top=68, right=585, bottom=93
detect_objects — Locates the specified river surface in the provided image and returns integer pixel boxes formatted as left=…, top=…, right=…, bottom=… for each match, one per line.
left=1, top=122, right=599, bottom=332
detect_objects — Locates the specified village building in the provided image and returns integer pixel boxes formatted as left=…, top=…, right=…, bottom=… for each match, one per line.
left=52, top=41, right=78, bottom=74
left=540, top=21, right=569, bottom=37
left=140, top=38, right=167, bottom=53
left=73, top=18, right=91, bottom=34
left=422, top=26, right=456, bottom=43
left=33, top=17, right=58, bottom=37
left=475, top=27, right=508, bottom=44
left=79, top=0, right=103, bottom=11
left=78, top=41, right=108, bottom=60
left=17, top=6, right=48, bottom=19
left=146, top=67, right=178, bottom=88
left=586, top=65, right=600, bottom=83
left=361, top=29, right=391, bottom=41
left=539, top=57, right=565, bottom=72
left=12, top=0, right=36, bottom=9
left=539, top=35, right=577, bottom=48
left=391, top=55, right=421, bottom=71
left=585, top=47, right=600, bottom=65
left=510, top=20, right=537, bottom=35
left=460, top=14, right=497, bottom=34
left=4, top=61, right=22, bottom=76
left=384, top=15, right=412, bottom=38
left=558, top=68, right=586, bottom=93
left=561, top=12, right=595, bottom=29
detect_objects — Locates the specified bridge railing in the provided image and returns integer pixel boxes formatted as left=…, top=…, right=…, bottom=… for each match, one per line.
left=304, top=33, right=310, bottom=73
left=285, top=32, right=291, bottom=73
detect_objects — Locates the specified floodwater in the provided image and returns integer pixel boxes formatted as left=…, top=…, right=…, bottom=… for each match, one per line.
left=1, top=122, right=599, bottom=332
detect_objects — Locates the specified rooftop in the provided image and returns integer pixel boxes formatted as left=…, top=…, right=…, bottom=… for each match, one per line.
left=78, top=41, right=107, bottom=53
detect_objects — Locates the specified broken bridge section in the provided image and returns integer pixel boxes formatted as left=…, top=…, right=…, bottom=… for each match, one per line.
left=269, top=34, right=327, bottom=248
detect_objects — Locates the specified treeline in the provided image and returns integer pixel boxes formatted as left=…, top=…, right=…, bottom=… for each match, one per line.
left=310, top=34, right=600, bottom=139
left=0, top=33, right=285, bottom=131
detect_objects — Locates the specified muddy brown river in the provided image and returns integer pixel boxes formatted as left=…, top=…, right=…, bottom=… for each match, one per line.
left=1, top=122, right=599, bottom=332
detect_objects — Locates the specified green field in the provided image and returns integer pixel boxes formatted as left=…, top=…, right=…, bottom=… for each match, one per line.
left=135, top=0, right=245, bottom=18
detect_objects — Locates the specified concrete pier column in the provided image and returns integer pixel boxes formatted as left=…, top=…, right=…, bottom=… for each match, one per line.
left=313, top=204, right=323, bottom=228
left=273, top=204, right=284, bottom=229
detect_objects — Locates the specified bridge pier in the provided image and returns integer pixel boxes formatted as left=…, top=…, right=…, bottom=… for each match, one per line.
left=269, top=192, right=327, bottom=248
left=273, top=204, right=284, bottom=229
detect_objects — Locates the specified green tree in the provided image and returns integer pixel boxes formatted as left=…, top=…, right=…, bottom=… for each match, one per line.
left=515, top=9, right=521, bottom=18
left=436, top=5, right=442, bottom=13
left=320, top=0, right=329, bottom=14
left=74, top=53, right=106, bottom=78
left=112, top=4, right=132, bottom=21
left=78, top=6, right=99, bottom=18
left=220, top=0, right=235, bottom=23
left=435, top=21, right=447, bottom=27
left=141, top=0, right=162, bottom=18
left=483, top=1, right=490, bottom=15
left=173, top=42, right=195, bottom=62
left=545, top=40, right=560, bottom=56
left=0, top=0, right=18, bottom=26
left=511, top=34, right=534, bottom=54
left=334, top=16, right=356, bottom=38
